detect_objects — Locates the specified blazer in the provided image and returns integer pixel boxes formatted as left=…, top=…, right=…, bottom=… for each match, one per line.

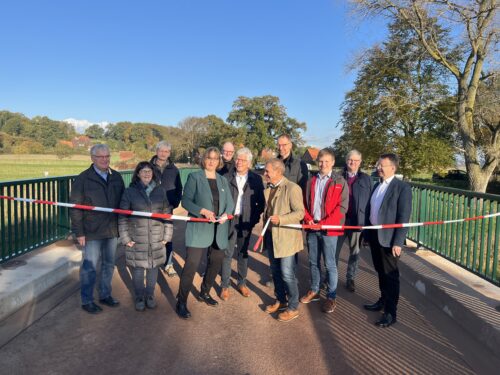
left=342, top=170, right=373, bottom=227
left=264, top=177, right=305, bottom=258
left=182, top=170, right=235, bottom=249
left=366, top=177, right=412, bottom=248
left=224, top=169, right=265, bottom=233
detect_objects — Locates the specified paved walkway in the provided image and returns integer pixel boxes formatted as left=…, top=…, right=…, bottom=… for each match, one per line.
left=0, top=220, right=499, bottom=375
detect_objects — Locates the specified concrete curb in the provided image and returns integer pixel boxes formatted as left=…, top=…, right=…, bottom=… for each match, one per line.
left=0, top=240, right=82, bottom=322
left=398, top=244, right=500, bottom=357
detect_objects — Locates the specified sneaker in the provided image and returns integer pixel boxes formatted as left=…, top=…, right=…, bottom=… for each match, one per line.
left=278, top=309, right=299, bottom=322
left=322, top=298, right=337, bottom=313
left=164, top=265, right=177, bottom=277
left=145, top=296, right=157, bottom=309
left=265, top=300, right=288, bottom=314
left=300, top=290, right=320, bottom=304
left=135, top=297, right=145, bottom=312
left=81, top=302, right=102, bottom=314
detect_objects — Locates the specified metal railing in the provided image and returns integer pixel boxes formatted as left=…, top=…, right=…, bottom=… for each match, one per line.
left=408, top=183, right=499, bottom=285
left=1, top=171, right=498, bottom=285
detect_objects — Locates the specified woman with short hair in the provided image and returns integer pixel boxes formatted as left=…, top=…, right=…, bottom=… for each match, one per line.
left=176, top=147, right=234, bottom=319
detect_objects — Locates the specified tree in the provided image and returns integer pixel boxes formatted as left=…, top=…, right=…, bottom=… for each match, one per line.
left=54, top=143, right=73, bottom=159
left=85, top=124, right=105, bottom=139
left=177, top=116, right=209, bottom=159
left=350, top=0, right=499, bottom=191
left=199, top=115, right=243, bottom=149
left=335, top=17, right=456, bottom=178
left=227, top=95, right=307, bottom=156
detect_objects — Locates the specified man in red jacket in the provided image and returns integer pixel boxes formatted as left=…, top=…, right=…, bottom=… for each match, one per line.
left=301, top=148, right=349, bottom=313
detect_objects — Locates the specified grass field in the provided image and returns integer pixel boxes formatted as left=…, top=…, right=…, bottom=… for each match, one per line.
left=0, top=154, right=120, bottom=182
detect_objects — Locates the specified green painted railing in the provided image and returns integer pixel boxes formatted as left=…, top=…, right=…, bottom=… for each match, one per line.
left=408, top=183, right=499, bottom=285
left=1, top=171, right=498, bottom=285
left=0, top=168, right=199, bottom=264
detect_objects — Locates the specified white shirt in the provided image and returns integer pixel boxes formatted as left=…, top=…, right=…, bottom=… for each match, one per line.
left=369, top=175, right=395, bottom=225
left=234, top=172, right=248, bottom=216
left=313, top=172, right=332, bottom=221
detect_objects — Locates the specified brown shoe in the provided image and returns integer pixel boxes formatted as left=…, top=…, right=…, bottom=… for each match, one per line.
left=322, top=298, right=337, bottom=313
left=265, top=300, right=288, bottom=314
left=300, top=290, right=320, bottom=304
left=220, top=288, right=229, bottom=301
left=238, top=285, right=251, bottom=298
left=278, top=309, right=299, bottom=322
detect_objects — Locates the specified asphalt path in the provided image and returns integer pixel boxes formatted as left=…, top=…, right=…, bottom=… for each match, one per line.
left=0, top=220, right=498, bottom=375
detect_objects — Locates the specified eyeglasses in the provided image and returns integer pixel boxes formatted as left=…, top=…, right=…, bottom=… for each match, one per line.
left=236, top=158, right=248, bottom=163
left=222, top=150, right=234, bottom=154
left=93, top=155, right=110, bottom=159
left=206, top=157, right=219, bottom=162
left=139, top=169, right=153, bottom=174
left=377, top=164, right=393, bottom=169
left=347, top=159, right=361, bottom=163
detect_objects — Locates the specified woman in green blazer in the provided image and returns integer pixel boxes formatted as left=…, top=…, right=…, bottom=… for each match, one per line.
left=176, top=147, right=235, bottom=319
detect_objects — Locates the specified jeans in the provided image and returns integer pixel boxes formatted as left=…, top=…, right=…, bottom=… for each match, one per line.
left=266, top=234, right=299, bottom=310
left=221, top=218, right=251, bottom=288
left=335, top=231, right=362, bottom=281
left=131, top=266, right=159, bottom=298
left=307, top=231, right=338, bottom=299
left=80, top=237, right=118, bottom=305
left=164, top=241, right=174, bottom=267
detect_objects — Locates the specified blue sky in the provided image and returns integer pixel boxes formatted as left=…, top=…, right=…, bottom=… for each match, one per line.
left=0, top=0, right=387, bottom=148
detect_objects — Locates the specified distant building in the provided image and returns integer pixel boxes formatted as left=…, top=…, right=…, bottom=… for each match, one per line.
left=260, top=148, right=276, bottom=161
left=302, top=148, right=320, bottom=164
left=119, top=151, right=135, bottom=161
left=72, top=136, right=91, bottom=149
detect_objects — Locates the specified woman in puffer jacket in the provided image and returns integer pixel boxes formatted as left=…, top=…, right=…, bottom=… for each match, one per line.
left=119, top=161, right=173, bottom=311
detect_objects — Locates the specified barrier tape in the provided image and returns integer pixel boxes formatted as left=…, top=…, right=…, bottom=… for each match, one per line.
left=251, top=212, right=500, bottom=252
left=1, top=195, right=498, bottom=251
left=0, top=196, right=232, bottom=223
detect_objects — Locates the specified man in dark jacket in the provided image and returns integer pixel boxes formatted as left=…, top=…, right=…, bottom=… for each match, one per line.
left=218, top=141, right=235, bottom=176
left=70, top=144, right=125, bottom=314
left=220, top=147, right=265, bottom=300
left=150, top=140, right=182, bottom=277
left=335, top=150, right=373, bottom=293
left=276, top=134, right=308, bottom=191
left=364, top=153, right=412, bottom=328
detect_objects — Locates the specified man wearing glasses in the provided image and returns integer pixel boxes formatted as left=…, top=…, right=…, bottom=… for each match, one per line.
left=335, top=150, right=373, bottom=293
left=363, top=153, right=412, bottom=328
left=218, top=141, right=236, bottom=175
left=276, top=134, right=308, bottom=191
left=220, top=147, right=265, bottom=301
left=70, top=144, right=125, bottom=314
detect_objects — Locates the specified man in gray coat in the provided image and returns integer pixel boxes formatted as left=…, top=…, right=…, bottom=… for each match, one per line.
left=70, top=144, right=125, bottom=314
left=363, top=153, right=412, bottom=328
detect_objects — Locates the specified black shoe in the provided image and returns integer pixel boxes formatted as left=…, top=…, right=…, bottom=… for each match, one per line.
left=364, top=300, right=384, bottom=312
left=346, top=279, right=355, bottom=293
left=82, top=302, right=103, bottom=314
left=176, top=301, right=191, bottom=319
left=375, top=313, right=396, bottom=328
left=197, top=292, right=219, bottom=307
left=99, top=296, right=120, bottom=307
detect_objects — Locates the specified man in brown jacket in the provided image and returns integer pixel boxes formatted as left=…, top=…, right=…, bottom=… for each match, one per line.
left=263, top=158, right=305, bottom=322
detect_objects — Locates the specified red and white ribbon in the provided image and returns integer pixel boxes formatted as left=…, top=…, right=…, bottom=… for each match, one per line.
left=0, top=196, right=232, bottom=223
left=252, top=217, right=271, bottom=252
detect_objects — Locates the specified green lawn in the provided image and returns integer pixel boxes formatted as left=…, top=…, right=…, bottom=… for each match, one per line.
left=0, top=154, right=119, bottom=181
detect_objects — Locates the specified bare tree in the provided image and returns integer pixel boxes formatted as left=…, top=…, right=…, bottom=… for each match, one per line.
left=351, top=0, right=499, bottom=192
left=177, top=116, right=209, bottom=160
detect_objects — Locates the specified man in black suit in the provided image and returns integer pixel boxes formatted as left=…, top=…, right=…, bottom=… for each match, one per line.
left=364, top=153, right=412, bottom=328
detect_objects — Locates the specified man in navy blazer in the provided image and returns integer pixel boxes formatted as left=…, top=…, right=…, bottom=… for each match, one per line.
left=335, top=150, right=373, bottom=293
left=364, top=153, right=412, bottom=328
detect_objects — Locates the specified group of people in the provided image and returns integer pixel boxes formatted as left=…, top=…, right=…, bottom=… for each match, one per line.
left=70, top=135, right=412, bottom=328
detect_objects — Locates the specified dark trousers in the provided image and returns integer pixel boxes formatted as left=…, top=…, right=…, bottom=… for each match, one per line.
left=177, top=246, right=225, bottom=303
left=367, top=231, right=400, bottom=318
left=221, top=216, right=251, bottom=288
